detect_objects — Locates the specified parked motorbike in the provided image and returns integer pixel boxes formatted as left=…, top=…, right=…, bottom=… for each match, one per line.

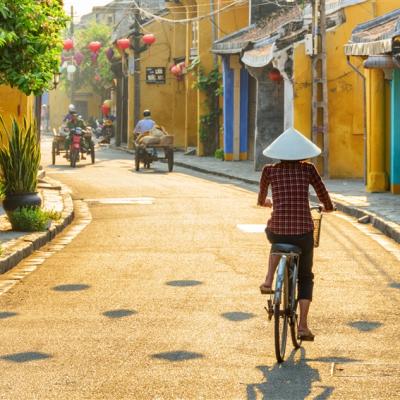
left=99, top=119, right=115, bottom=144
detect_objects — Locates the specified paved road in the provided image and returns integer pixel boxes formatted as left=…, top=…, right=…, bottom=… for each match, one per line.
left=0, top=139, right=399, bottom=399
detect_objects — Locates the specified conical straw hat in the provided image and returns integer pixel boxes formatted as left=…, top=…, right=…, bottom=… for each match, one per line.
left=262, top=127, right=321, bottom=160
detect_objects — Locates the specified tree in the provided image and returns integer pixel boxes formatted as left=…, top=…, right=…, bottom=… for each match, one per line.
left=0, top=0, right=68, bottom=95
left=64, top=22, right=113, bottom=101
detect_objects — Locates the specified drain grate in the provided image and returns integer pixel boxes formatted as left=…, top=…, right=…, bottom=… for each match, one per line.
left=85, top=197, right=154, bottom=205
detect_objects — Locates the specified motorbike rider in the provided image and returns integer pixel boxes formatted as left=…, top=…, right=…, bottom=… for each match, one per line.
left=134, top=110, right=155, bottom=138
left=63, top=104, right=77, bottom=123
left=134, top=110, right=157, bottom=156
left=65, top=111, right=89, bottom=159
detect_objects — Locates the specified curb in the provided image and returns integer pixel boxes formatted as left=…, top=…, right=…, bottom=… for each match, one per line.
left=174, top=160, right=400, bottom=245
left=0, top=177, right=74, bottom=275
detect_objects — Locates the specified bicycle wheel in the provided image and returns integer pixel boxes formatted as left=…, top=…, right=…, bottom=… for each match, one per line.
left=288, top=258, right=301, bottom=349
left=274, top=261, right=289, bottom=363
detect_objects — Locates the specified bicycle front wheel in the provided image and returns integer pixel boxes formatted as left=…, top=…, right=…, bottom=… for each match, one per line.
left=274, top=265, right=289, bottom=363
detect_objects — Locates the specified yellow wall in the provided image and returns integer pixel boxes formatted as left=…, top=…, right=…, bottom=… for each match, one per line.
left=0, top=86, right=34, bottom=143
left=128, top=1, right=248, bottom=152
left=48, top=85, right=102, bottom=133
left=130, top=11, right=187, bottom=147
left=293, top=0, right=399, bottom=178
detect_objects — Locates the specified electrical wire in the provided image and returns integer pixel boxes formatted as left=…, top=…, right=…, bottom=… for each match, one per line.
left=130, top=0, right=247, bottom=24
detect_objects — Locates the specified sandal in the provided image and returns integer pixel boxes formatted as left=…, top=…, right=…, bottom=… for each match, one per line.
left=259, top=283, right=274, bottom=295
left=297, top=329, right=315, bottom=342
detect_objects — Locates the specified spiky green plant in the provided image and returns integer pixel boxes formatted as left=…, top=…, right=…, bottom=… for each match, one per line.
left=0, top=117, right=40, bottom=195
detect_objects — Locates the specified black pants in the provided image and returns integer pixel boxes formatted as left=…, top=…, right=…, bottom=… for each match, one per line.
left=266, top=229, right=314, bottom=301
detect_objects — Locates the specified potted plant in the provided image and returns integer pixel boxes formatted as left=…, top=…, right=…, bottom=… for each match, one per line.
left=0, top=117, right=41, bottom=217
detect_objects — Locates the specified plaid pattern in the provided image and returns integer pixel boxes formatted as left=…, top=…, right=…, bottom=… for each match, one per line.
left=258, top=162, right=333, bottom=235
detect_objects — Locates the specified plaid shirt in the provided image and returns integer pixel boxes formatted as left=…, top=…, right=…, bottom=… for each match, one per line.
left=258, top=161, right=334, bottom=235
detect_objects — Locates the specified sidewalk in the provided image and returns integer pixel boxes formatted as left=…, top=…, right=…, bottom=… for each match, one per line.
left=172, top=152, right=400, bottom=244
left=0, top=176, right=74, bottom=274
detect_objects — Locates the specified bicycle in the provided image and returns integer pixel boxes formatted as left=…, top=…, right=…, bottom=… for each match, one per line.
left=264, top=206, right=322, bottom=363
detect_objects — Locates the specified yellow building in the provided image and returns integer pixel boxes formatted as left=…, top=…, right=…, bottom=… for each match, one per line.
left=292, top=0, right=400, bottom=179
left=114, top=0, right=248, bottom=153
left=213, top=0, right=399, bottom=178
left=0, top=86, right=35, bottom=140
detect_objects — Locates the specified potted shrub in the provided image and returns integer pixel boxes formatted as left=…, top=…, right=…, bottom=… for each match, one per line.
left=0, top=117, right=41, bottom=217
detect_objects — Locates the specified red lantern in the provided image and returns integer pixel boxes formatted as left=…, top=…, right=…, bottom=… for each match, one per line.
left=268, top=68, right=283, bottom=82
left=142, top=34, right=156, bottom=45
left=89, top=41, right=102, bottom=53
left=101, top=104, right=110, bottom=116
left=63, top=39, right=74, bottom=51
left=171, top=65, right=181, bottom=76
left=117, top=38, right=130, bottom=50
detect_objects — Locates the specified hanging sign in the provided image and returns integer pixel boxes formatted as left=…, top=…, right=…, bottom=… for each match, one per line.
left=146, top=67, right=166, bottom=84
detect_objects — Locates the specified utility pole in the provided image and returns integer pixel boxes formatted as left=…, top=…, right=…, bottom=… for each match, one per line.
left=133, top=3, right=141, bottom=128
left=311, top=0, right=329, bottom=177
left=70, top=5, right=75, bottom=105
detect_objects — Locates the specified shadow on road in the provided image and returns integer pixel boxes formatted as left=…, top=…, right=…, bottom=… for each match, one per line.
left=103, top=309, right=137, bottom=319
left=151, top=350, right=204, bottom=362
left=0, top=311, right=18, bottom=319
left=348, top=320, right=383, bottom=332
left=1, top=352, right=51, bottom=363
left=221, top=312, right=256, bottom=321
left=53, top=284, right=91, bottom=292
left=246, top=348, right=335, bottom=400
left=166, top=280, right=203, bottom=287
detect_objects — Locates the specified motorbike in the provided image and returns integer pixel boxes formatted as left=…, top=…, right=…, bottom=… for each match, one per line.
left=99, top=119, right=115, bottom=144
left=69, top=127, right=95, bottom=167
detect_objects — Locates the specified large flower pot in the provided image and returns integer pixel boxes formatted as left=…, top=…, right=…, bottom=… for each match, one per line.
left=2, top=192, right=42, bottom=217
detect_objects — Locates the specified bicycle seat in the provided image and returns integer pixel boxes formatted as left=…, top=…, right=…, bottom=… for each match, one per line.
left=271, top=243, right=302, bottom=254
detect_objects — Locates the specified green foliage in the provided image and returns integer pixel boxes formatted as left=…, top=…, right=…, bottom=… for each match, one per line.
left=0, top=117, right=40, bottom=195
left=0, top=0, right=68, bottom=95
left=63, top=22, right=113, bottom=99
left=192, top=65, right=222, bottom=154
left=8, top=206, right=55, bottom=232
left=214, top=148, right=224, bottom=161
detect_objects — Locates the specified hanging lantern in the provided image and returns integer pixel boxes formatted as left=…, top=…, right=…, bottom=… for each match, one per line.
left=268, top=68, right=283, bottom=82
left=63, top=39, right=74, bottom=51
left=74, top=51, right=84, bottom=66
left=117, top=38, right=130, bottom=50
left=101, top=104, right=110, bottom=116
left=106, top=47, right=114, bottom=61
left=91, top=52, right=99, bottom=63
left=66, top=64, right=77, bottom=74
left=142, top=34, right=156, bottom=45
left=89, top=41, right=102, bottom=53
left=171, top=65, right=181, bottom=76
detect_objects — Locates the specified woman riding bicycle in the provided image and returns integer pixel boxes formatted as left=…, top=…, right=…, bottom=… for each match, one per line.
left=257, top=127, right=334, bottom=341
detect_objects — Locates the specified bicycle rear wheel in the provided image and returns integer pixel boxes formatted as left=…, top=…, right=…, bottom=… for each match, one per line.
left=274, top=264, right=289, bottom=363
left=288, top=258, right=301, bottom=349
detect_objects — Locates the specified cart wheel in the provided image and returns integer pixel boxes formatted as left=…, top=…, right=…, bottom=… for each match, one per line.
left=135, top=151, right=140, bottom=171
left=70, top=149, right=78, bottom=168
left=52, top=142, right=56, bottom=165
left=167, top=149, right=174, bottom=172
left=90, top=144, right=95, bottom=164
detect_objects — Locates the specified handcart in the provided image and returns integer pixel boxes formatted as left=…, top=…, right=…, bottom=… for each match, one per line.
left=134, top=134, right=174, bottom=172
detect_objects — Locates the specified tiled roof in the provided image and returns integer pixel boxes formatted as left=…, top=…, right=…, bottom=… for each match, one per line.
left=212, top=6, right=302, bottom=54
left=345, top=8, right=400, bottom=56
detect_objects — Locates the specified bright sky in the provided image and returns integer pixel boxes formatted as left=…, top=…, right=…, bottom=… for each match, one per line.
left=63, top=0, right=112, bottom=19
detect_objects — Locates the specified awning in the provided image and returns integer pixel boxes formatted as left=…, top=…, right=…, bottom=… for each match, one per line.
left=241, top=43, right=274, bottom=68
left=345, top=8, right=400, bottom=56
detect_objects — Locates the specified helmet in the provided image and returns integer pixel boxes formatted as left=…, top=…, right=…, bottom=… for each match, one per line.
left=143, top=109, right=151, bottom=117
left=68, top=104, right=76, bottom=112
